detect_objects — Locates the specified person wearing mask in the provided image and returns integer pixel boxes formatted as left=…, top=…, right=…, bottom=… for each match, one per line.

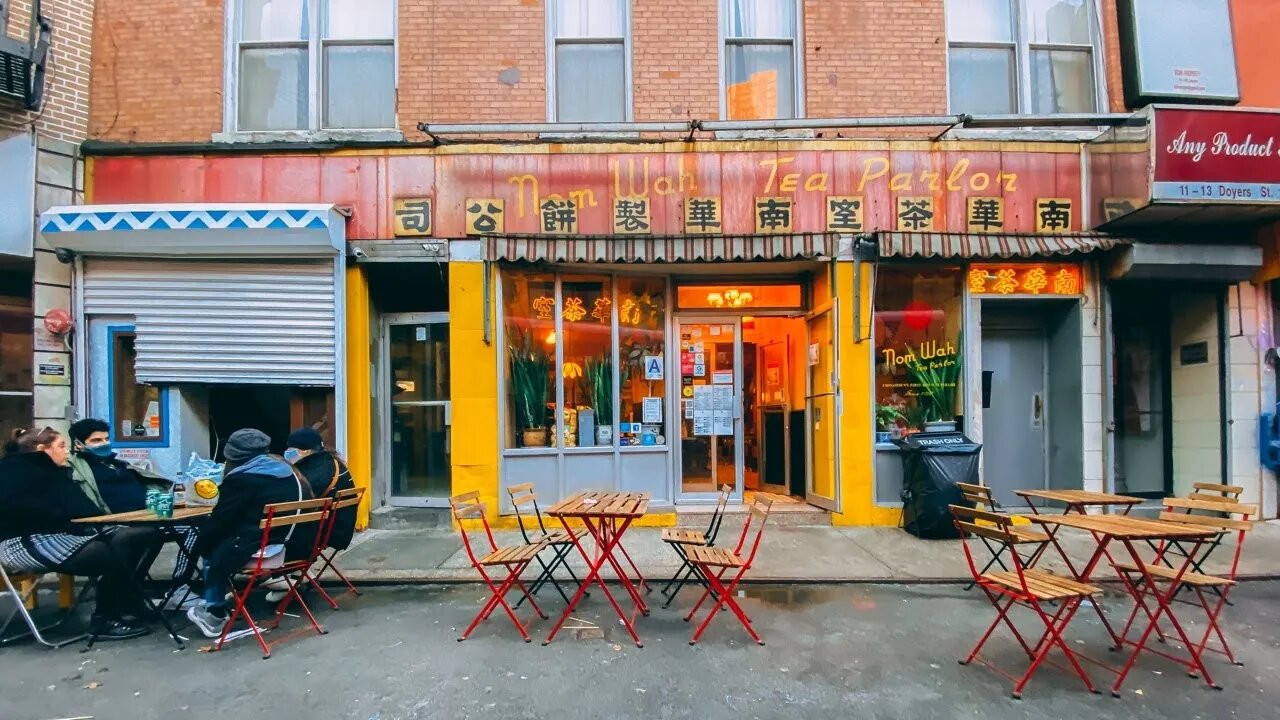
left=0, top=427, right=154, bottom=639
left=66, top=418, right=200, bottom=609
left=186, top=429, right=316, bottom=639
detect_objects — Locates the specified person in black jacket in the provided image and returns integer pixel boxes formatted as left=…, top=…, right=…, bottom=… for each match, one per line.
left=186, top=428, right=316, bottom=639
left=0, top=427, right=155, bottom=640
left=286, top=427, right=357, bottom=551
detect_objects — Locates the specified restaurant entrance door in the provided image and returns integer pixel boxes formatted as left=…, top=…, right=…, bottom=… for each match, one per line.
left=381, top=313, right=452, bottom=507
left=674, top=317, right=744, bottom=505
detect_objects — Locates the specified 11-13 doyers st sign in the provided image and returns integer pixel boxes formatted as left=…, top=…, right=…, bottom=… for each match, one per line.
left=88, top=144, right=1084, bottom=239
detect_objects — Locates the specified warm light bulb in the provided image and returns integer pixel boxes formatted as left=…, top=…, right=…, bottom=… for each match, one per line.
left=706, top=292, right=724, bottom=307
left=545, top=330, right=556, bottom=345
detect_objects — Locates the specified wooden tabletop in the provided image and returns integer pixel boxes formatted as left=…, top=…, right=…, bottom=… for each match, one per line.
left=1015, top=489, right=1143, bottom=506
left=71, top=506, right=213, bottom=525
left=1028, top=513, right=1217, bottom=540
left=546, top=491, right=650, bottom=519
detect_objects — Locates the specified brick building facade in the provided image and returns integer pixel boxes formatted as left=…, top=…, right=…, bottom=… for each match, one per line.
left=2, top=0, right=93, bottom=440
left=43, top=1, right=1279, bottom=525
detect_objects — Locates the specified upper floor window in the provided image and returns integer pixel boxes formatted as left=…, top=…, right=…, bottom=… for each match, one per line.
left=548, top=0, right=630, bottom=122
left=946, top=0, right=1100, bottom=115
left=233, top=0, right=396, bottom=132
left=723, top=0, right=801, bottom=120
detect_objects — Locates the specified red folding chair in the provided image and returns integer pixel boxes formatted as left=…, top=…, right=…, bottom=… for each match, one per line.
left=951, top=504, right=1101, bottom=699
left=682, top=496, right=772, bottom=646
left=451, top=491, right=549, bottom=643
left=309, top=486, right=366, bottom=609
left=1114, top=496, right=1256, bottom=667
left=213, top=497, right=332, bottom=659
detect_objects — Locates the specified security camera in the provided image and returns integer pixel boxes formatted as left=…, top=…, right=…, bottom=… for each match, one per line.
left=350, top=246, right=367, bottom=259
left=55, top=247, right=74, bottom=264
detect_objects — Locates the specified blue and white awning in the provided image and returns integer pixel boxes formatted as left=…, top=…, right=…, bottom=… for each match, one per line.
left=39, top=204, right=346, bottom=257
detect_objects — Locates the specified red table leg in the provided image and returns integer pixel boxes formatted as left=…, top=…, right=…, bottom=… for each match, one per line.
left=544, top=515, right=646, bottom=647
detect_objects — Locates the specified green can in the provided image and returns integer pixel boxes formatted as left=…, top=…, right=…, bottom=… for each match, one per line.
left=154, top=492, right=174, bottom=519
left=145, top=488, right=162, bottom=514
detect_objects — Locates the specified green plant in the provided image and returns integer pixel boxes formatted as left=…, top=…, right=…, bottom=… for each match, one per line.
left=583, top=356, right=613, bottom=425
left=904, top=342, right=962, bottom=423
left=876, top=404, right=905, bottom=431
left=509, top=332, right=551, bottom=431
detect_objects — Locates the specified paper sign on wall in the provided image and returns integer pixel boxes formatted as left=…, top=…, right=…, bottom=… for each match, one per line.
left=643, top=356, right=664, bottom=380
left=713, top=411, right=733, bottom=435
left=710, top=325, right=721, bottom=336
left=693, top=385, right=713, bottom=436
left=808, top=343, right=820, bottom=366
left=693, top=362, right=706, bottom=377
left=713, top=371, right=733, bottom=385
left=642, top=396, right=662, bottom=423
left=415, top=326, right=428, bottom=341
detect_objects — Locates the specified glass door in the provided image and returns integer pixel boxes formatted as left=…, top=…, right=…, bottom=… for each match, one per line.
left=675, top=317, right=744, bottom=504
left=383, top=313, right=452, bottom=507
left=805, top=301, right=839, bottom=511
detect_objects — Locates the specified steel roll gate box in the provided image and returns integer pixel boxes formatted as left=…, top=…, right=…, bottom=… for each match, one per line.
left=896, top=431, right=982, bottom=539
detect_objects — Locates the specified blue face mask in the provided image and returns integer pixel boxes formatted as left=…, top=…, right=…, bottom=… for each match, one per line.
left=283, top=448, right=302, bottom=463
left=85, top=443, right=114, bottom=458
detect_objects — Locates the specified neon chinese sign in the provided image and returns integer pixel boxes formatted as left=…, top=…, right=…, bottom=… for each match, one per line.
left=968, top=264, right=1083, bottom=296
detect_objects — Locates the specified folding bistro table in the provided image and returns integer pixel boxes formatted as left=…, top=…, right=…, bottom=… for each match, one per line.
left=1027, top=513, right=1220, bottom=696
left=71, top=506, right=213, bottom=648
left=1015, top=489, right=1143, bottom=577
left=543, top=491, right=650, bottom=647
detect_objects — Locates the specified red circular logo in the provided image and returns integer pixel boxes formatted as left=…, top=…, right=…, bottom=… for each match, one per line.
left=44, top=308, right=73, bottom=335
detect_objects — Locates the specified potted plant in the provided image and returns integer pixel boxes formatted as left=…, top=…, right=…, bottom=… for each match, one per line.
left=509, top=332, right=551, bottom=447
left=583, top=356, right=613, bottom=446
left=904, top=341, right=962, bottom=432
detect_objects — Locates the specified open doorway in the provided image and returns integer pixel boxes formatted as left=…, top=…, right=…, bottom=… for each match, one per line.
left=742, top=316, right=808, bottom=500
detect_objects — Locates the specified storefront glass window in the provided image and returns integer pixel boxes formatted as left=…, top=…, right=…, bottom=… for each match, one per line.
left=873, top=267, right=964, bottom=437
left=502, top=272, right=556, bottom=448
left=617, top=277, right=667, bottom=446
left=560, top=275, right=613, bottom=448
left=0, top=290, right=33, bottom=442
left=111, top=330, right=166, bottom=444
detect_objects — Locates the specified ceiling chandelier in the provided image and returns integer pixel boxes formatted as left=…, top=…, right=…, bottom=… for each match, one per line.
left=706, top=288, right=754, bottom=308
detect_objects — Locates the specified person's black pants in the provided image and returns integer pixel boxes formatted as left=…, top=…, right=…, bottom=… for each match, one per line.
left=51, top=527, right=158, bottom=620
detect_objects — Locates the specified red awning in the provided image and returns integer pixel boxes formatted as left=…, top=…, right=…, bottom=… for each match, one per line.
left=878, top=231, right=1128, bottom=259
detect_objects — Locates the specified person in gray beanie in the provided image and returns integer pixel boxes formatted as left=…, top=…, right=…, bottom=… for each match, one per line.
left=187, top=428, right=317, bottom=639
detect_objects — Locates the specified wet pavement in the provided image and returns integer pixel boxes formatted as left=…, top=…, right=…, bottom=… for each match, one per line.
left=3, top=581, right=1279, bottom=719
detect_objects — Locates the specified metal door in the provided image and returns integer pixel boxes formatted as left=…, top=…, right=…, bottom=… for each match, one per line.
left=981, top=329, right=1047, bottom=507
left=805, top=301, right=839, bottom=511
left=382, top=313, right=452, bottom=507
left=674, top=317, right=744, bottom=504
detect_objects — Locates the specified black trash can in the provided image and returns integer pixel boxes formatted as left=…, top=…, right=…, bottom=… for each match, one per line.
left=896, top=431, right=982, bottom=539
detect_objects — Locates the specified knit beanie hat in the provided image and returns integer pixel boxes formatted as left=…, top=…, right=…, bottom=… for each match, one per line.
left=224, top=428, right=272, bottom=462
left=286, top=427, right=324, bottom=451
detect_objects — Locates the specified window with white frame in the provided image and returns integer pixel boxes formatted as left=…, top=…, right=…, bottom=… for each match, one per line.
left=234, top=0, right=396, bottom=132
left=549, top=0, right=630, bottom=122
left=946, top=0, right=1100, bottom=115
left=723, top=0, right=800, bottom=120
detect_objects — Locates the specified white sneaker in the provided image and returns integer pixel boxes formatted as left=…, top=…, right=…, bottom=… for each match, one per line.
left=186, top=602, right=230, bottom=639
left=265, top=590, right=288, bottom=603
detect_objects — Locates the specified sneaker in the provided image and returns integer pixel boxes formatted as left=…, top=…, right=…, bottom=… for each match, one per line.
left=90, top=617, right=149, bottom=641
left=265, top=589, right=288, bottom=603
left=153, top=585, right=200, bottom=611
left=186, top=602, right=230, bottom=639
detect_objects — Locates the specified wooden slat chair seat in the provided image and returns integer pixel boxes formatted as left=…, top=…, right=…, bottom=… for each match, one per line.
left=955, top=483, right=1049, bottom=591
left=982, top=570, right=1100, bottom=600
left=1115, top=492, right=1255, bottom=667
left=951, top=504, right=1100, bottom=698
left=683, top=496, right=773, bottom=646
left=661, top=484, right=733, bottom=608
left=213, top=497, right=334, bottom=659
left=453, top=491, right=549, bottom=642
left=308, top=486, right=367, bottom=609
left=505, top=483, right=583, bottom=609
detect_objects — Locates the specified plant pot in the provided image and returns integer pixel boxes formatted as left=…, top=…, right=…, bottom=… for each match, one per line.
left=596, top=425, right=614, bottom=446
left=521, top=427, right=548, bottom=447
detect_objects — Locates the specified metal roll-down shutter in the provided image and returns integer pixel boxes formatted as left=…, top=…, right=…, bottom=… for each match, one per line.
left=83, top=259, right=337, bottom=386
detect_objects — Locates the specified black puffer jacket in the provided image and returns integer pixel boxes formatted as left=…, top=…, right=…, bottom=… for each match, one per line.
left=294, top=450, right=357, bottom=550
left=0, top=451, right=103, bottom=541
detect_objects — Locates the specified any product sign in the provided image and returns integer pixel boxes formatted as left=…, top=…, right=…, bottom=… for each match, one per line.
left=1154, top=108, right=1280, bottom=203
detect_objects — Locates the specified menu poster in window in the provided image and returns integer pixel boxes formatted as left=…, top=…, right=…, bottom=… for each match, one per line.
left=693, top=385, right=713, bottom=436
left=713, top=410, right=733, bottom=435
left=711, top=384, right=733, bottom=412
left=642, top=396, right=662, bottom=423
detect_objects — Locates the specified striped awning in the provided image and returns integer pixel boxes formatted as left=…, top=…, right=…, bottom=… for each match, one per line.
left=877, top=231, right=1128, bottom=259
left=485, top=233, right=834, bottom=263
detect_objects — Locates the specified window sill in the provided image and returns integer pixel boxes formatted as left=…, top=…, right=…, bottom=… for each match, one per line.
left=712, top=128, right=816, bottom=141
left=212, top=129, right=405, bottom=145
left=942, top=127, right=1107, bottom=142
left=538, top=131, right=641, bottom=141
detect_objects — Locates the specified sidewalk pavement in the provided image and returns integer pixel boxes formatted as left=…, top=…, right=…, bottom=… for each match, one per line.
left=333, top=518, right=1280, bottom=584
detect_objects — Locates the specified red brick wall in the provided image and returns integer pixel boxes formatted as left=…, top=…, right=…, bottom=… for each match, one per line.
left=83, top=0, right=1131, bottom=144
left=88, top=0, right=224, bottom=142
left=1, top=0, right=96, bottom=142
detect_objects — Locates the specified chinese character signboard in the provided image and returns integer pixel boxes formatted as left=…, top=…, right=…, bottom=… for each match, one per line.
left=88, top=145, right=1087, bottom=240
left=393, top=198, right=432, bottom=236
left=968, top=263, right=1083, bottom=296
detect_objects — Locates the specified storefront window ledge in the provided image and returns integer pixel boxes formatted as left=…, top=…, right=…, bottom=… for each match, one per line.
left=874, top=442, right=900, bottom=451
left=211, top=129, right=405, bottom=144
left=560, top=446, right=614, bottom=455
left=619, top=445, right=668, bottom=453
left=502, top=447, right=560, bottom=457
